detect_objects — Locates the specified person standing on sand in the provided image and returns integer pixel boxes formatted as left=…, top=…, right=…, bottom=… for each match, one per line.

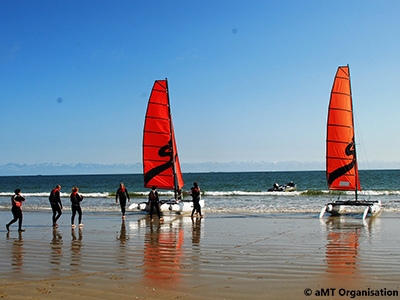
left=177, top=189, right=183, bottom=200
left=49, top=185, right=63, bottom=228
left=116, top=182, right=130, bottom=219
left=70, top=186, right=84, bottom=228
left=148, top=186, right=163, bottom=222
left=6, top=189, right=26, bottom=232
left=190, top=182, right=203, bottom=218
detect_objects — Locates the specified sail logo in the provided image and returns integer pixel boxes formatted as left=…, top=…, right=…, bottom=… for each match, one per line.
left=327, top=137, right=356, bottom=186
left=144, top=140, right=173, bottom=186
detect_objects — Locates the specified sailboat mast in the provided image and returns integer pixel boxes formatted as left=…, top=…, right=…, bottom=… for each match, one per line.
left=347, top=65, right=359, bottom=201
left=165, top=79, right=179, bottom=200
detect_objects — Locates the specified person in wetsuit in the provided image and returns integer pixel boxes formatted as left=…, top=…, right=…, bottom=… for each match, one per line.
left=190, top=182, right=203, bottom=218
left=148, top=186, right=163, bottom=222
left=49, top=185, right=63, bottom=227
left=70, top=186, right=84, bottom=228
left=6, top=189, right=26, bottom=232
left=116, top=182, right=130, bottom=219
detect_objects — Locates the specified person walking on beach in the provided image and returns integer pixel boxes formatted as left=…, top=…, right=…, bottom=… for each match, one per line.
left=190, top=182, right=203, bottom=218
left=70, top=186, right=84, bottom=228
left=6, top=189, right=26, bottom=232
left=116, top=182, right=130, bottom=219
left=148, top=186, right=163, bottom=222
left=49, top=185, right=63, bottom=228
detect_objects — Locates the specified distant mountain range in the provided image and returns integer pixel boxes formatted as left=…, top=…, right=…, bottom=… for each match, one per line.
left=0, top=160, right=398, bottom=176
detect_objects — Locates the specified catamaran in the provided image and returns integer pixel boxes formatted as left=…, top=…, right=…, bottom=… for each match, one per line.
left=130, top=79, right=204, bottom=213
left=319, top=65, right=381, bottom=219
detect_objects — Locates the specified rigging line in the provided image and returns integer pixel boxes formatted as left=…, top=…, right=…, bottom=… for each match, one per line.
left=353, top=111, right=370, bottom=171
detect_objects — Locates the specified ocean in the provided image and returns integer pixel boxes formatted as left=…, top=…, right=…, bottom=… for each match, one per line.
left=0, top=170, right=399, bottom=214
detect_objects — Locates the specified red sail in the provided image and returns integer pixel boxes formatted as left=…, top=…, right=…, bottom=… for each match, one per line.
left=326, top=66, right=361, bottom=191
left=142, top=80, right=184, bottom=192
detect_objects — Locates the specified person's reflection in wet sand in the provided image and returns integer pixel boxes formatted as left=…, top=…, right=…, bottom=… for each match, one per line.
left=70, top=227, right=83, bottom=267
left=117, top=220, right=128, bottom=244
left=116, top=220, right=129, bottom=264
left=8, top=231, right=24, bottom=271
left=191, top=217, right=202, bottom=245
left=190, top=216, right=202, bottom=269
left=50, top=228, right=63, bottom=268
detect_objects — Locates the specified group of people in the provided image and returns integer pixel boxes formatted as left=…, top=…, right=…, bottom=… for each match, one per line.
left=5, top=181, right=202, bottom=232
left=6, top=185, right=84, bottom=232
left=48, top=185, right=84, bottom=229
left=147, top=181, right=203, bottom=222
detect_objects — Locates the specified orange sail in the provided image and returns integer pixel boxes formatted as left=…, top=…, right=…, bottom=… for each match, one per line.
left=142, top=80, right=184, bottom=194
left=326, top=66, right=361, bottom=191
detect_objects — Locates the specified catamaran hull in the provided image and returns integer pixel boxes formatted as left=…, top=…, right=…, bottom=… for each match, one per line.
left=129, top=199, right=205, bottom=214
left=319, top=200, right=381, bottom=219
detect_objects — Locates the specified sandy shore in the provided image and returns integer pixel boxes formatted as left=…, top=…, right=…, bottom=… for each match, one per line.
left=0, top=210, right=400, bottom=299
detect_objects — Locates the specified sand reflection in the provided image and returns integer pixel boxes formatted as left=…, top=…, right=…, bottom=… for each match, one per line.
left=50, top=229, right=63, bottom=268
left=116, top=220, right=129, bottom=264
left=191, top=217, right=202, bottom=245
left=142, top=216, right=184, bottom=286
left=70, top=228, right=83, bottom=267
left=323, top=217, right=377, bottom=279
left=117, top=220, right=128, bottom=244
left=7, top=232, right=24, bottom=271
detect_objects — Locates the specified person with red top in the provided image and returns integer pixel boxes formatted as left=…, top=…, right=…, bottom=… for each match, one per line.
left=116, top=182, right=130, bottom=219
left=70, top=186, right=84, bottom=228
left=49, top=185, right=63, bottom=228
left=6, top=189, right=26, bottom=232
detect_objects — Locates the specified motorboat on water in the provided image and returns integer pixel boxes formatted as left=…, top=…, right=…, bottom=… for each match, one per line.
left=268, top=181, right=297, bottom=192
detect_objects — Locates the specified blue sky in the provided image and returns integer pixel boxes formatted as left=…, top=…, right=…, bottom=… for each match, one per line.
left=1, top=0, right=400, bottom=175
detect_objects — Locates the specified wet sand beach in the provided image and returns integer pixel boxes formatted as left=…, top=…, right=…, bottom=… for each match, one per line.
left=0, top=211, right=399, bottom=299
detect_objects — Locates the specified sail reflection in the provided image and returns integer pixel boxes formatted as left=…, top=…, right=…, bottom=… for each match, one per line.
left=323, top=217, right=376, bottom=277
left=142, top=216, right=184, bottom=285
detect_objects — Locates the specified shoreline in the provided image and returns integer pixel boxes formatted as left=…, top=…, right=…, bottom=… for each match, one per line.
left=1, top=211, right=400, bottom=299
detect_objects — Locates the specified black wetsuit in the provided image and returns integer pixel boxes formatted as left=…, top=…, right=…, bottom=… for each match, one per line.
left=49, top=188, right=63, bottom=224
left=148, top=190, right=161, bottom=220
left=7, top=194, right=25, bottom=231
left=116, top=187, right=130, bottom=216
left=190, top=186, right=202, bottom=217
left=70, top=192, right=83, bottom=225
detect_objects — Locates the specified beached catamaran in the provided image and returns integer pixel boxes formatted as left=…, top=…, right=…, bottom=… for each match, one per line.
left=319, top=65, right=381, bottom=219
left=133, top=79, right=204, bottom=213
